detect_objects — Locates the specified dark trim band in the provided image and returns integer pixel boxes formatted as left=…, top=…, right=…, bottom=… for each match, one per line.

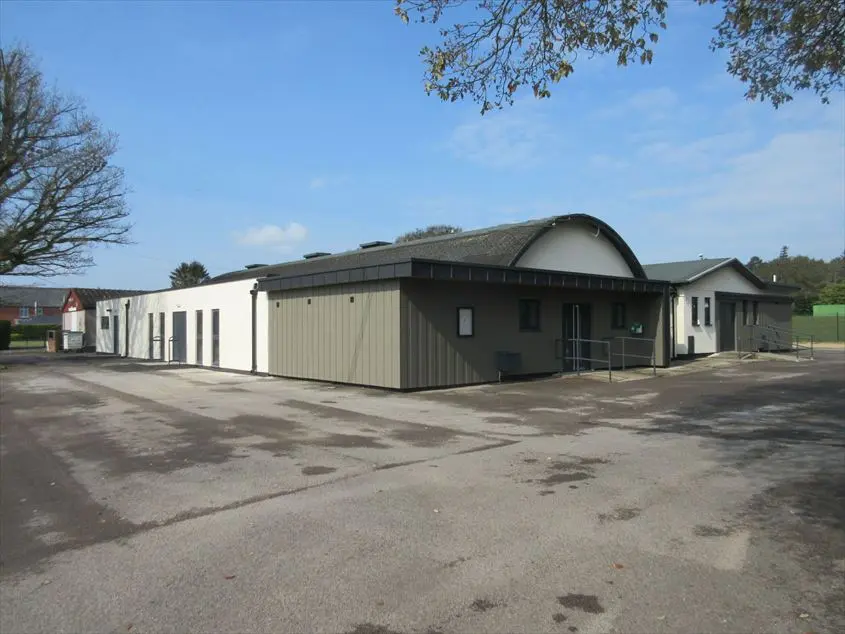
left=257, top=257, right=669, bottom=294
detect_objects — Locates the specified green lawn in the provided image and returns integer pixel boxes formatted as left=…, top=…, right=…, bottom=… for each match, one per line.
left=9, top=338, right=46, bottom=349
left=792, top=315, right=844, bottom=342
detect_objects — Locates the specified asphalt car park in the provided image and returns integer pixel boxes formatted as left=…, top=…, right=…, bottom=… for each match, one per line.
left=1, top=351, right=843, bottom=633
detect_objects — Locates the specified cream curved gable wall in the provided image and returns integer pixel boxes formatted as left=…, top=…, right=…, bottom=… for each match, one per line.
left=514, top=221, right=635, bottom=277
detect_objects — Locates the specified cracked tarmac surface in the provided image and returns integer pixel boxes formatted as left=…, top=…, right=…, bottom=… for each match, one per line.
left=1, top=351, right=843, bottom=633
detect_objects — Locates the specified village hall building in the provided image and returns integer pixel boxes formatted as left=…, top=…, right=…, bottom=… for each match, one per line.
left=97, top=214, right=678, bottom=389
left=642, top=258, right=797, bottom=357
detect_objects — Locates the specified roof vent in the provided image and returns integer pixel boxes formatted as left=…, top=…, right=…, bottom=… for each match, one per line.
left=303, top=251, right=331, bottom=259
left=244, top=263, right=267, bottom=270
left=359, top=240, right=390, bottom=249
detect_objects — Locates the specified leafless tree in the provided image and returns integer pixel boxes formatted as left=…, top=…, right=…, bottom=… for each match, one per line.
left=0, top=45, right=131, bottom=277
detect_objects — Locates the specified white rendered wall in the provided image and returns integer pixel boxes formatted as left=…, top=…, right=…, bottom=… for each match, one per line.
left=674, top=265, right=766, bottom=355
left=96, top=279, right=268, bottom=373
left=515, top=221, right=635, bottom=277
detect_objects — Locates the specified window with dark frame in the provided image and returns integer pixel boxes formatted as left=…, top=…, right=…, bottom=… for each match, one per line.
left=704, top=297, right=712, bottom=326
left=100, top=316, right=110, bottom=330
left=753, top=301, right=759, bottom=325
left=519, top=299, right=541, bottom=331
left=742, top=300, right=749, bottom=325
left=457, top=307, right=474, bottom=337
left=611, top=302, right=626, bottom=329
left=691, top=297, right=699, bottom=325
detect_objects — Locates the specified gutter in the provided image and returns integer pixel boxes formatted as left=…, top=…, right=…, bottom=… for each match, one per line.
left=124, top=299, right=130, bottom=358
left=250, top=284, right=258, bottom=374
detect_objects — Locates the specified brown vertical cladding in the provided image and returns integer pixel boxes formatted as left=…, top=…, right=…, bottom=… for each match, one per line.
left=268, top=280, right=401, bottom=389
left=400, top=279, right=668, bottom=390
left=726, top=294, right=794, bottom=350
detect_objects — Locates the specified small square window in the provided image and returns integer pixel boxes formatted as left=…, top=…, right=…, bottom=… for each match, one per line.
left=350, top=296, right=355, bottom=303
left=19, top=306, right=30, bottom=318
left=457, top=307, right=474, bottom=337
left=611, top=302, right=626, bottom=329
left=519, top=299, right=541, bottom=331
left=704, top=297, right=712, bottom=326
left=100, top=316, right=110, bottom=330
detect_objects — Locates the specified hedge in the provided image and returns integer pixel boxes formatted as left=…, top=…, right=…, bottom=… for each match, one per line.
left=0, top=320, right=10, bottom=351
left=10, top=323, right=57, bottom=339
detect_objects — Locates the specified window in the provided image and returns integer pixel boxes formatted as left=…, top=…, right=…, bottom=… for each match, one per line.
left=704, top=297, right=712, bottom=326
left=752, top=301, right=759, bottom=325
left=36, top=307, right=43, bottom=316
left=19, top=306, right=30, bottom=318
left=457, top=307, right=474, bottom=337
left=519, top=299, right=541, bottom=331
left=100, top=316, right=110, bottom=330
left=611, top=302, right=626, bottom=329
left=742, top=300, right=749, bottom=325
left=691, top=297, right=699, bottom=326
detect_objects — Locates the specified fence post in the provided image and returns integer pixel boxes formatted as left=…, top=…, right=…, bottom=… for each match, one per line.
left=810, top=335, right=814, bottom=360
left=838, top=313, right=841, bottom=342
left=652, top=339, right=656, bottom=376
left=622, top=337, right=625, bottom=372
left=607, top=342, right=612, bottom=383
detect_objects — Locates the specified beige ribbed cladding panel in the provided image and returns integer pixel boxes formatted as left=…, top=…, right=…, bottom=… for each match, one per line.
left=268, top=280, right=401, bottom=389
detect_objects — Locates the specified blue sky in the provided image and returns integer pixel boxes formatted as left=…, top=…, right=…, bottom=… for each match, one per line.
left=2, top=0, right=843, bottom=290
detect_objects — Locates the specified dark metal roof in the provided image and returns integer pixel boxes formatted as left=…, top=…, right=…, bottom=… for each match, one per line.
left=258, top=257, right=668, bottom=295
left=643, top=258, right=796, bottom=297
left=0, top=285, right=68, bottom=308
left=214, top=214, right=648, bottom=284
left=71, top=288, right=149, bottom=309
left=642, top=258, right=732, bottom=283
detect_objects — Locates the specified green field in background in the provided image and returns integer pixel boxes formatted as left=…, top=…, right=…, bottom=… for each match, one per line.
left=792, top=315, right=843, bottom=342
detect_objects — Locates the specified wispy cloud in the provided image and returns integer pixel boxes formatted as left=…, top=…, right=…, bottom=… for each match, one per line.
left=638, top=130, right=755, bottom=171
left=234, top=222, right=308, bottom=250
left=448, top=100, right=556, bottom=169
left=309, top=175, right=350, bottom=190
left=595, top=87, right=679, bottom=120
left=635, top=117, right=845, bottom=257
left=589, top=153, right=628, bottom=170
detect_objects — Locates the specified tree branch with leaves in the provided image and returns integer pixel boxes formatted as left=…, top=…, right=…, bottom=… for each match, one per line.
left=396, top=0, right=844, bottom=113
left=0, top=46, right=131, bottom=277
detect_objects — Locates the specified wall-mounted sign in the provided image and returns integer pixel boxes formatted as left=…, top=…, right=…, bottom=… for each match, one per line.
left=458, top=307, right=474, bottom=337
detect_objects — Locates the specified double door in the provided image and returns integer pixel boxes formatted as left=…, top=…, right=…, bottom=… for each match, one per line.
left=561, top=303, right=592, bottom=372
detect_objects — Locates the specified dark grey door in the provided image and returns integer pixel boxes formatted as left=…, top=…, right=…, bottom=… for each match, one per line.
left=172, top=311, right=187, bottom=363
left=211, top=309, right=220, bottom=367
left=158, top=312, right=165, bottom=360
left=718, top=302, right=736, bottom=351
left=112, top=315, right=120, bottom=355
left=148, top=313, right=154, bottom=359
left=562, top=303, right=592, bottom=372
left=195, top=310, right=203, bottom=365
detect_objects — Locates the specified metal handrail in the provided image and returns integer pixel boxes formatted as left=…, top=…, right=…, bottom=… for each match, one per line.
left=569, top=337, right=613, bottom=382
left=611, top=336, right=657, bottom=375
left=738, top=327, right=814, bottom=361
